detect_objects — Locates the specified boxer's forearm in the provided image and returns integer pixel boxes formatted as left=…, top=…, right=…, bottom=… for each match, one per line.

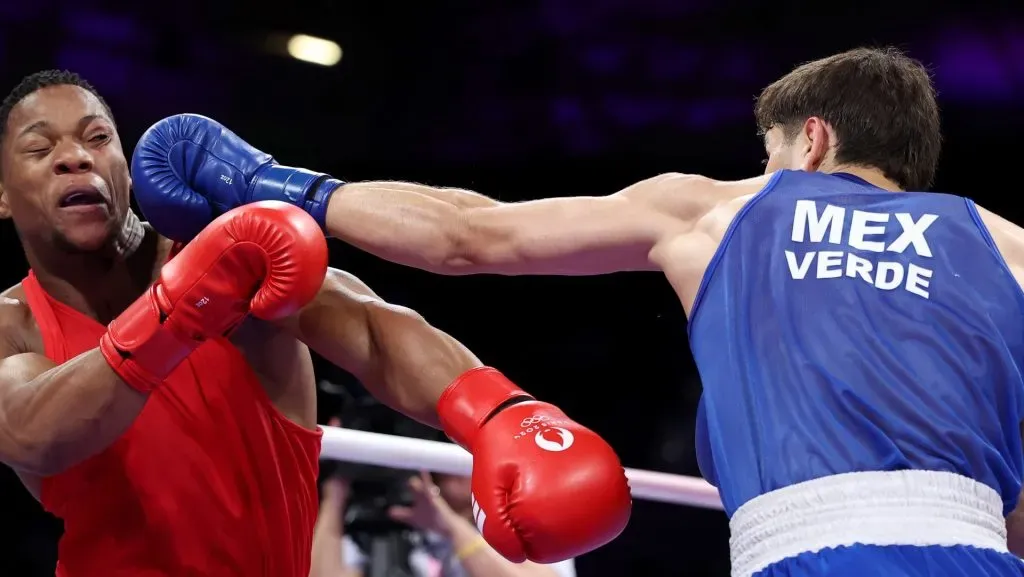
left=339, top=181, right=499, bottom=209
left=362, top=303, right=483, bottom=428
left=326, top=181, right=499, bottom=274
left=328, top=178, right=671, bottom=276
left=280, top=268, right=481, bottom=429
left=0, top=349, right=147, bottom=475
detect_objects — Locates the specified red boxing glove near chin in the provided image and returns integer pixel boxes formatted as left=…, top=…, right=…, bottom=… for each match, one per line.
left=100, top=201, right=328, bottom=392
left=437, top=367, right=632, bottom=564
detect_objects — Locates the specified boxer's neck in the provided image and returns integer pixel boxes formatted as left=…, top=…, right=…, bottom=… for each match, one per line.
left=26, top=213, right=167, bottom=324
left=828, top=165, right=903, bottom=192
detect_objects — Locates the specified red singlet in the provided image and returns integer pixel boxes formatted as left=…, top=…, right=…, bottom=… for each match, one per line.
left=22, top=270, right=323, bottom=577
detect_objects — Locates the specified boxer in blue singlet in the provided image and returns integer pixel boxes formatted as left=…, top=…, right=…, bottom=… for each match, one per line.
left=131, top=47, right=1024, bottom=575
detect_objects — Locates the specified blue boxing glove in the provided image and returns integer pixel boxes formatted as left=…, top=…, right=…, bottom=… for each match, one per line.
left=131, top=114, right=343, bottom=242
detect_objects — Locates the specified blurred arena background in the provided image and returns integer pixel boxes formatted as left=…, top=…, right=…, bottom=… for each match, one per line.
left=0, top=0, right=1022, bottom=575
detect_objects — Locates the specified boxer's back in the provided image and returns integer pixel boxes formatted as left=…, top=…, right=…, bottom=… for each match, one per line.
left=20, top=270, right=322, bottom=577
left=689, top=170, right=1024, bottom=517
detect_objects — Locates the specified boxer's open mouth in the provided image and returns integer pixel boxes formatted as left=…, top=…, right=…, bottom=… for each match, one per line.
left=59, top=187, right=106, bottom=207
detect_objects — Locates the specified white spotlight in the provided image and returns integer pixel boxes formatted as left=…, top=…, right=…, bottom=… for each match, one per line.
left=286, top=34, right=342, bottom=67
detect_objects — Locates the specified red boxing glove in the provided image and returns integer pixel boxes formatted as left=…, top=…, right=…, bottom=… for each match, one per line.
left=100, top=201, right=328, bottom=392
left=437, top=367, right=631, bottom=564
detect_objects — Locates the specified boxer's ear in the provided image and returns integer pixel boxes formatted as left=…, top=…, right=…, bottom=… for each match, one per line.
left=0, top=184, right=10, bottom=219
left=799, top=116, right=832, bottom=173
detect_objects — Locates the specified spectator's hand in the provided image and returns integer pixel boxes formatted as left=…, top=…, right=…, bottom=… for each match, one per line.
left=322, top=476, right=351, bottom=507
left=388, top=471, right=462, bottom=535
left=321, top=417, right=351, bottom=510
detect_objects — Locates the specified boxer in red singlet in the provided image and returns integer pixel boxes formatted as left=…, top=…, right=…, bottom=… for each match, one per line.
left=0, top=71, right=333, bottom=575
left=0, top=70, right=631, bottom=576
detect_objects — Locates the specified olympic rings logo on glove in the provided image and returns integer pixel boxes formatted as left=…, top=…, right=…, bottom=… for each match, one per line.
left=520, top=416, right=550, bottom=428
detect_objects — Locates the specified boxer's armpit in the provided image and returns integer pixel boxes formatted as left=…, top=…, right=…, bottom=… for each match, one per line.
left=231, top=318, right=318, bottom=431
left=278, top=267, right=480, bottom=429
left=0, top=348, right=146, bottom=476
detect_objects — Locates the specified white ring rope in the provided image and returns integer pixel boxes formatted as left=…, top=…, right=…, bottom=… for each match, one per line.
left=321, top=426, right=724, bottom=511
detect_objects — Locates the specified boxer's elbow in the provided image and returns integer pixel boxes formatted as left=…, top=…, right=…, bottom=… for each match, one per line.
left=1, top=407, right=84, bottom=476
left=1008, top=504, right=1024, bottom=557
left=0, top=410, right=64, bottom=475
left=15, top=440, right=68, bottom=477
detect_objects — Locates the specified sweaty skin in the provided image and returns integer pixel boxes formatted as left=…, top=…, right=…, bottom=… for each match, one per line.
left=0, top=85, right=482, bottom=505
left=318, top=118, right=1024, bottom=553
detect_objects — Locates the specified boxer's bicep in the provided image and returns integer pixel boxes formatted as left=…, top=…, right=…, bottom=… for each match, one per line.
left=275, top=267, right=382, bottom=364
left=0, top=351, right=52, bottom=492
left=0, top=302, right=146, bottom=475
left=0, top=352, right=56, bottom=407
left=279, top=268, right=479, bottom=428
left=0, top=302, right=58, bottom=468
left=453, top=173, right=717, bottom=275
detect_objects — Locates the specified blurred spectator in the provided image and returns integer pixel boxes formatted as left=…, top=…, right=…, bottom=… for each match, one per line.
left=310, top=421, right=575, bottom=577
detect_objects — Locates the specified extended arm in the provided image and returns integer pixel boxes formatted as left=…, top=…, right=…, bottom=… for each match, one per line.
left=0, top=305, right=146, bottom=476
left=274, top=267, right=482, bottom=428
left=131, top=115, right=716, bottom=277
left=324, top=174, right=716, bottom=276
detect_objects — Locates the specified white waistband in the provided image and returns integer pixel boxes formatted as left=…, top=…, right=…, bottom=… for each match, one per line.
left=729, top=470, right=1008, bottom=577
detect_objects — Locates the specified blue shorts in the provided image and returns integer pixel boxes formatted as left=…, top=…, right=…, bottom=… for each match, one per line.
left=754, top=544, right=1024, bottom=577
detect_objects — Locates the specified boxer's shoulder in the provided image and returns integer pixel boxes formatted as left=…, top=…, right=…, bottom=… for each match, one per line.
left=0, top=287, right=44, bottom=499
left=0, top=284, right=41, bottom=357
left=624, top=172, right=770, bottom=221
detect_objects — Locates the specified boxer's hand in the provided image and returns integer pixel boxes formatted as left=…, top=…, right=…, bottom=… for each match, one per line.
left=100, top=201, right=328, bottom=392
left=437, top=367, right=631, bottom=564
left=131, top=114, right=344, bottom=242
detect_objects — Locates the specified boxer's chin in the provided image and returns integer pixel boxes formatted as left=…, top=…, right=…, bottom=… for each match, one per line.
left=54, top=219, right=119, bottom=254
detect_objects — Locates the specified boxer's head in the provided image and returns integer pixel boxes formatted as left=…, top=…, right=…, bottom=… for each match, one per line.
left=0, top=70, right=132, bottom=253
left=755, top=47, right=941, bottom=192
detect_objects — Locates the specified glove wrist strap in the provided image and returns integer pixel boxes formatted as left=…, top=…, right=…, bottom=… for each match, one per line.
left=437, top=367, right=533, bottom=451
left=100, top=287, right=198, bottom=393
left=248, top=165, right=343, bottom=231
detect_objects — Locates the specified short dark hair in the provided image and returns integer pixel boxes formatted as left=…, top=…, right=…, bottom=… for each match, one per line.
left=755, top=47, right=941, bottom=191
left=0, top=69, right=115, bottom=143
